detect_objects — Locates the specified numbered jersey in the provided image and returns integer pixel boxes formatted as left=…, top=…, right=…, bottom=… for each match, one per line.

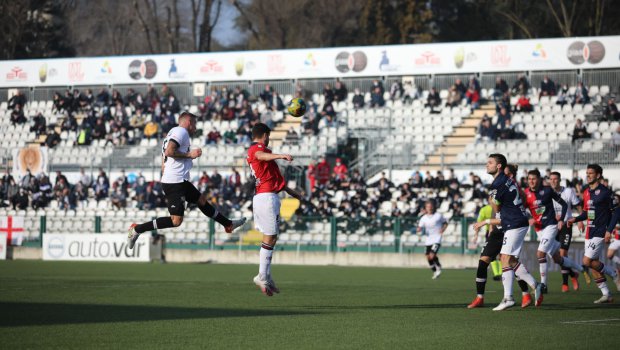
left=161, top=127, right=193, bottom=184
left=524, top=186, right=564, bottom=232
left=246, top=142, right=285, bottom=194
left=489, top=173, right=529, bottom=230
left=582, top=184, right=614, bottom=239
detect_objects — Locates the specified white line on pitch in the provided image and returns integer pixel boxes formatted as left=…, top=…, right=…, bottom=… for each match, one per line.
left=561, top=318, right=620, bottom=324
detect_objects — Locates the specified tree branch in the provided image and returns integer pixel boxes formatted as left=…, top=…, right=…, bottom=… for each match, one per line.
left=133, top=0, right=155, bottom=53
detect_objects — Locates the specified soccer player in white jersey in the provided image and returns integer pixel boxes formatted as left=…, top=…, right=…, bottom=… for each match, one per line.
left=247, top=123, right=304, bottom=296
left=417, top=200, right=447, bottom=279
left=127, top=112, right=246, bottom=248
left=549, top=171, right=583, bottom=292
left=605, top=193, right=620, bottom=290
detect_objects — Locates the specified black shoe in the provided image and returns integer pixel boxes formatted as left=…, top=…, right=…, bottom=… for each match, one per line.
left=541, top=283, right=548, bottom=294
left=493, top=275, right=502, bottom=281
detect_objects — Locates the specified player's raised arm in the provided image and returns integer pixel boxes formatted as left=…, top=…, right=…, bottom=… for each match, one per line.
left=284, top=186, right=304, bottom=201
left=255, top=151, right=293, bottom=162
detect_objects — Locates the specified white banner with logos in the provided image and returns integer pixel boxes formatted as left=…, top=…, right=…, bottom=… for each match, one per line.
left=0, top=36, right=619, bottom=88
left=0, top=233, right=7, bottom=260
left=43, top=233, right=150, bottom=262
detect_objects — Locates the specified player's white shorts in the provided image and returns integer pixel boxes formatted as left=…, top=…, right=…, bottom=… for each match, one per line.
left=584, top=237, right=605, bottom=260
left=253, top=192, right=281, bottom=235
left=537, top=225, right=560, bottom=255
left=608, top=239, right=620, bottom=252
left=500, top=226, right=529, bottom=257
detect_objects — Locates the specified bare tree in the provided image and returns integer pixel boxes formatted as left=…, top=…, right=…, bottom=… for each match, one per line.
left=0, top=0, right=31, bottom=59
left=198, top=0, right=222, bottom=52
left=134, top=0, right=163, bottom=54
left=164, top=0, right=181, bottom=52
left=545, top=0, right=578, bottom=37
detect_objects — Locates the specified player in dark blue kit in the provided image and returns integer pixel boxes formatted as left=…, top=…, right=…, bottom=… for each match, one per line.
left=485, top=154, right=542, bottom=311
left=568, top=164, right=619, bottom=303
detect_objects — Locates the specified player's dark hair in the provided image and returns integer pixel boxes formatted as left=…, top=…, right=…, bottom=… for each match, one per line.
left=549, top=171, right=561, bottom=178
left=528, top=169, right=541, bottom=178
left=252, top=123, right=271, bottom=140
left=506, top=163, right=518, bottom=175
left=488, top=153, right=507, bottom=170
left=587, top=163, right=603, bottom=176
left=179, top=111, right=197, bottom=121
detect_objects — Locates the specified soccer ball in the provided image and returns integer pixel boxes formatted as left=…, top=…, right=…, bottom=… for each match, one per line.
left=287, top=98, right=307, bottom=117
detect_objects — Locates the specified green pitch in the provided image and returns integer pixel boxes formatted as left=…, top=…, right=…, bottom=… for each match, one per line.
left=0, top=260, right=618, bottom=349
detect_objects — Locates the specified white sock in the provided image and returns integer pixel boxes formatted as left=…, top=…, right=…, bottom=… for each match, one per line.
left=560, top=256, right=583, bottom=272
left=514, top=262, right=537, bottom=290
left=259, top=246, right=273, bottom=278
left=613, top=256, right=620, bottom=268
left=538, top=257, right=548, bottom=284
left=502, top=266, right=515, bottom=299
left=597, top=280, right=611, bottom=296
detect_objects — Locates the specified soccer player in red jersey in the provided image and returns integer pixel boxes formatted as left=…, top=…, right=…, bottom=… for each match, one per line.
left=247, top=123, right=304, bottom=296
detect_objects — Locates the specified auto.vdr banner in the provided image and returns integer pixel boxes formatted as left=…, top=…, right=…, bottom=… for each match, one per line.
left=43, top=234, right=150, bottom=262
left=0, top=36, right=619, bottom=88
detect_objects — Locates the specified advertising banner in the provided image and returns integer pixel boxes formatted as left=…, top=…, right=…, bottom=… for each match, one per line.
left=42, top=233, right=150, bottom=262
left=0, top=36, right=618, bottom=88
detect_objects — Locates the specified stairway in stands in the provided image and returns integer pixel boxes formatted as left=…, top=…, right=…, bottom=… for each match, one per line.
left=425, top=103, right=495, bottom=169
left=233, top=115, right=302, bottom=168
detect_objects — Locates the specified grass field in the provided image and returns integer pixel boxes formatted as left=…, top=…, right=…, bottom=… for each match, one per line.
left=0, top=260, right=619, bottom=349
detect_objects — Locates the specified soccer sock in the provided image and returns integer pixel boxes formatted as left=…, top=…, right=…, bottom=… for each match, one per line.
left=514, top=262, right=537, bottom=290
left=491, top=260, right=502, bottom=277
left=433, top=256, right=442, bottom=269
left=568, top=269, right=576, bottom=278
left=198, top=202, right=232, bottom=227
left=517, top=280, right=529, bottom=294
left=559, top=256, right=583, bottom=272
left=595, top=276, right=610, bottom=296
left=612, top=256, right=620, bottom=268
left=538, top=257, right=548, bottom=284
left=259, top=242, right=274, bottom=278
left=428, top=259, right=437, bottom=272
left=135, top=217, right=174, bottom=233
left=476, top=260, right=489, bottom=297
left=501, top=265, right=515, bottom=299
left=561, top=269, right=569, bottom=285
left=599, top=263, right=618, bottom=278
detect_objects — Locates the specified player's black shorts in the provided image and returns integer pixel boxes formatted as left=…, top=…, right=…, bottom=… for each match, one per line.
left=556, top=225, right=572, bottom=250
left=161, top=181, right=201, bottom=216
left=425, top=243, right=441, bottom=255
left=480, top=228, right=504, bottom=260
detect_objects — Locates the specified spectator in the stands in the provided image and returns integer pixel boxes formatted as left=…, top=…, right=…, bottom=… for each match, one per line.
left=31, top=112, right=46, bottom=136
left=352, top=88, right=365, bottom=109
left=60, top=113, right=78, bottom=132
left=333, top=158, right=348, bottom=180
left=496, top=107, right=511, bottom=130
left=425, top=87, right=441, bottom=112
left=206, top=128, right=222, bottom=145
left=322, top=83, right=335, bottom=105
left=495, top=92, right=511, bottom=113
left=316, top=157, right=331, bottom=187
left=604, top=98, right=620, bottom=121
left=468, top=76, right=481, bottom=93
left=511, top=74, right=529, bottom=95
left=612, top=125, right=620, bottom=146
left=223, top=128, right=236, bottom=144
left=571, top=118, right=590, bottom=142
left=572, top=82, right=590, bottom=106
left=371, top=80, right=385, bottom=95
left=514, top=94, right=533, bottom=112
left=498, top=119, right=516, bottom=140
left=389, top=81, right=403, bottom=101
left=110, top=185, right=127, bottom=209
left=91, top=117, right=106, bottom=140
left=493, top=76, right=509, bottom=102
left=307, top=160, right=316, bottom=190
left=334, top=80, right=348, bottom=102
left=8, top=90, right=27, bottom=110
left=259, top=84, right=273, bottom=104
left=478, top=116, right=496, bottom=142
left=96, top=88, right=110, bottom=106
left=95, top=169, right=109, bottom=201
left=10, top=104, right=26, bottom=125
left=402, top=81, right=421, bottom=103
left=454, top=78, right=467, bottom=97
left=45, top=128, right=61, bottom=148
left=370, top=86, right=385, bottom=107
left=268, top=91, right=285, bottom=112
left=465, top=86, right=480, bottom=110
left=284, top=126, right=299, bottom=145
left=556, top=83, right=570, bottom=107
left=539, top=75, right=556, bottom=97
left=445, top=85, right=461, bottom=107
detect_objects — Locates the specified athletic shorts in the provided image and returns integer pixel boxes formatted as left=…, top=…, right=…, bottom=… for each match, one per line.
left=609, top=239, right=620, bottom=252
left=556, top=225, right=573, bottom=250
left=425, top=243, right=441, bottom=255
left=253, top=192, right=281, bottom=235
left=537, top=225, right=561, bottom=255
left=480, top=228, right=504, bottom=260
left=161, top=181, right=201, bottom=216
left=584, top=237, right=605, bottom=260
left=500, top=226, right=529, bottom=257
